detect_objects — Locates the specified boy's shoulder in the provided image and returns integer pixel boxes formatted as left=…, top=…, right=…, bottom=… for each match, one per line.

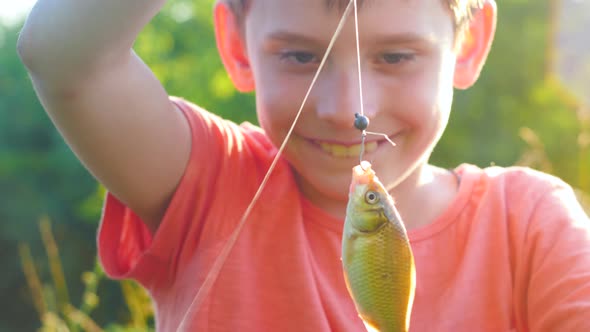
left=456, top=163, right=581, bottom=216
left=171, top=96, right=275, bottom=153
left=454, top=163, right=588, bottom=235
left=460, top=163, right=571, bottom=194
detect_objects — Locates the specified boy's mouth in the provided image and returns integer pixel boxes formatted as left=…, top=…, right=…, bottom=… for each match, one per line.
left=315, top=140, right=379, bottom=158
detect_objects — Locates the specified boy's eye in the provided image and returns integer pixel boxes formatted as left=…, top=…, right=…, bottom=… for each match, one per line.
left=381, top=53, right=415, bottom=64
left=279, top=51, right=318, bottom=65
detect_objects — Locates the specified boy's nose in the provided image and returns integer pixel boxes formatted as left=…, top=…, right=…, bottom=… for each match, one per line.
left=314, top=70, right=376, bottom=128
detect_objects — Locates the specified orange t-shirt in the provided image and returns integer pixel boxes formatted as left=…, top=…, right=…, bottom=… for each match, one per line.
left=98, top=98, right=590, bottom=332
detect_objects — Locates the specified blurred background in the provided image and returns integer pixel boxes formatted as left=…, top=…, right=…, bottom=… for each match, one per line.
left=1, top=0, right=589, bottom=330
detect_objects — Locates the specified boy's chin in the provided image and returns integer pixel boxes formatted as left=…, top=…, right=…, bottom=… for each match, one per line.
left=292, top=166, right=352, bottom=203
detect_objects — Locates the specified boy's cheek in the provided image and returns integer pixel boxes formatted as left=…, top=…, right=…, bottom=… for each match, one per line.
left=255, top=78, right=310, bottom=120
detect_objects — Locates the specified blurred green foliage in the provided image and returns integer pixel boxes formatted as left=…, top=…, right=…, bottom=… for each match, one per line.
left=19, top=217, right=154, bottom=332
left=1, top=0, right=588, bottom=330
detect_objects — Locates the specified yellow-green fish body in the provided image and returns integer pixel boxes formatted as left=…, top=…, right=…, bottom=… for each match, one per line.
left=342, top=161, right=416, bottom=332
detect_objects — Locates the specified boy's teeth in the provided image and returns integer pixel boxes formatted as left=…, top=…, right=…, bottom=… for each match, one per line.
left=348, top=144, right=362, bottom=156
left=319, top=141, right=378, bottom=157
left=332, top=145, right=348, bottom=157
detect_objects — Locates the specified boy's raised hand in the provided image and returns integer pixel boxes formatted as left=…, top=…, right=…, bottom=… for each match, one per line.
left=17, top=0, right=191, bottom=232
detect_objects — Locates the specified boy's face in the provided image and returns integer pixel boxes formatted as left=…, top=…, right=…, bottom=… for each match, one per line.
left=224, top=0, right=468, bottom=204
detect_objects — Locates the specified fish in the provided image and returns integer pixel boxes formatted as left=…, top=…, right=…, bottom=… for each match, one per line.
left=341, top=161, right=416, bottom=332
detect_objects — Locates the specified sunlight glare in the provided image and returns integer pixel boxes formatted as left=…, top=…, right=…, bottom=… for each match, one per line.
left=0, top=0, right=37, bottom=25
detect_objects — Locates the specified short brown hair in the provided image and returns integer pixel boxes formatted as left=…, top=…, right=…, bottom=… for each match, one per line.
left=219, top=0, right=484, bottom=33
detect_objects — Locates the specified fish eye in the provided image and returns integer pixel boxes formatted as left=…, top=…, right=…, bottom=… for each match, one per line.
left=365, top=191, right=379, bottom=204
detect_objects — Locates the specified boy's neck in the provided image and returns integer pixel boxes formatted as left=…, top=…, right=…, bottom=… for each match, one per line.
left=298, top=162, right=460, bottom=230
left=390, top=163, right=460, bottom=231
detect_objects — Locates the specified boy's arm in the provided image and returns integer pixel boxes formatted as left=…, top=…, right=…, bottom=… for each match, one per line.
left=17, top=0, right=191, bottom=232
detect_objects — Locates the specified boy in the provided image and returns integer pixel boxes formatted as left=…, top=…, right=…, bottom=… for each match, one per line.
left=17, top=0, right=590, bottom=331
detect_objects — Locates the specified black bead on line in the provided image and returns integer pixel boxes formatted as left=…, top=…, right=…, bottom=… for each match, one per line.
left=354, top=113, right=369, bottom=131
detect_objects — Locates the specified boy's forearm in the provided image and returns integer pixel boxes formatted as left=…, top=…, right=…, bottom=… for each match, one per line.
left=18, top=0, right=167, bottom=84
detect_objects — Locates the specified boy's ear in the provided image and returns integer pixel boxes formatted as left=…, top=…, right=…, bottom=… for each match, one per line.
left=453, top=0, right=497, bottom=90
left=214, top=3, right=255, bottom=92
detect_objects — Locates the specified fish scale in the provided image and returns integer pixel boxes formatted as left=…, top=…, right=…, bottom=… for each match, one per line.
left=342, top=161, right=416, bottom=332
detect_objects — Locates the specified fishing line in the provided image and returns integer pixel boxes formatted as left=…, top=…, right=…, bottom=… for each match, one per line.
left=366, top=131, right=397, bottom=147
left=351, top=0, right=396, bottom=168
left=352, top=0, right=369, bottom=167
left=176, top=1, right=355, bottom=330
left=353, top=0, right=364, bottom=119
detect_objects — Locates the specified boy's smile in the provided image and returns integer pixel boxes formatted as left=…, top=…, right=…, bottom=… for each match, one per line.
left=311, top=138, right=379, bottom=159
left=216, top=0, right=494, bottom=221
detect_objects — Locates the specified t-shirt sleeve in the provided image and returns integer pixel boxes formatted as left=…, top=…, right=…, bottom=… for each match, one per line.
left=520, top=179, right=590, bottom=331
left=96, top=97, right=253, bottom=290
